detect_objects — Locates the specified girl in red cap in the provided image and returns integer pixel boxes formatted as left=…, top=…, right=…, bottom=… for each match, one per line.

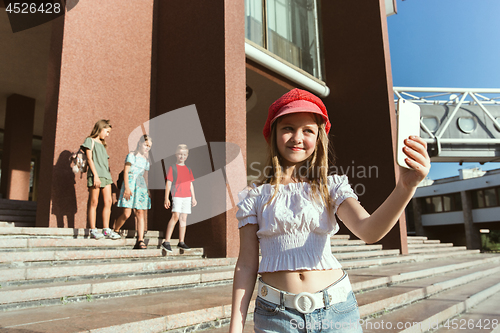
left=229, top=89, right=430, bottom=332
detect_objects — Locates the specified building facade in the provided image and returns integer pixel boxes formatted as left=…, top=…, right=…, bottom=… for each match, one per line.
left=0, top=0, right=405, bottom=257
left=409, top=168, right=500, bottom=249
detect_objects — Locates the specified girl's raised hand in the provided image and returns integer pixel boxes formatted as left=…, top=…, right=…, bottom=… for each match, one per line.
left=399, top=135, right=431, bottom=190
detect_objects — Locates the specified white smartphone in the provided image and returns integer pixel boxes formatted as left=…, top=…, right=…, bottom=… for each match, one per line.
left=397, top=99, right=421, bottom=169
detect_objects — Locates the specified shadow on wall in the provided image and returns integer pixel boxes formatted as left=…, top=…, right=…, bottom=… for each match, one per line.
left=51, top=150, right=77, bottom=228
left=52, top=151, right=136, bottom=231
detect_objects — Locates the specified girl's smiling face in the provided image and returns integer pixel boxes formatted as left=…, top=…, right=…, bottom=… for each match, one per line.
left=276, top=112, right=319, bottom=167
left=98, top=127, right=111, bottom=140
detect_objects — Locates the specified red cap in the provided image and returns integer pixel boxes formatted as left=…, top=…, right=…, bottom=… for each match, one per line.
left=263, top=88, right=330, bottom=142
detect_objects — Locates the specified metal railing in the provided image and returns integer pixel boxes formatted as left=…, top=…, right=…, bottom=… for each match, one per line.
left=393, top=87, right=500, bottom=162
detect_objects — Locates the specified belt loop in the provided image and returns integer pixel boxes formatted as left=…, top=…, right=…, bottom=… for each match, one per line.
left=322, top=289, right=330, bottom=307
left=279, top=291, right=286, bottom=310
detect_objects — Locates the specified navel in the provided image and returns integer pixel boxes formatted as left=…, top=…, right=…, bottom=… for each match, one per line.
left=299, top=273, right=305, bottom=281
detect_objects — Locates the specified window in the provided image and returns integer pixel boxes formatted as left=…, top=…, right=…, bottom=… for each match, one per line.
left=472, top=187, right=500, bottom=209
left=423, top=197, right=434, bottom=213
left=484, top=188, right=498, bottom=207
left=457, top=117, right=477, bottom=134
left=245, top=0, right=323, bottom=79
left=420, top=193, right=463, bottom=214
left=245, top=0, right=264, bottom=47
left=421, top=116, right=439, bottom=133
left=443, top=194, right=452, bottom=211
left=432, top=196, right=443, bottom=212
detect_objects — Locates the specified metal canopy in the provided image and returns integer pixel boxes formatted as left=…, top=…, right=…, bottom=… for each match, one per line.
left=394, top=87, right=500, bottom=163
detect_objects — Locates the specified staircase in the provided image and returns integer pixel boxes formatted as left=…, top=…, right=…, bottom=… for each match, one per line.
left=1, top=227, right=499, bottom=332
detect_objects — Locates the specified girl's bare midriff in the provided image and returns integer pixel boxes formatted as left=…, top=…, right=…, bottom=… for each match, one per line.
left=261, top=268, right=344, bottom=294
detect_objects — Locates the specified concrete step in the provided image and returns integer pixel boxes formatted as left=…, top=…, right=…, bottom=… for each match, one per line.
left=362, top=274, right=500, bottom=333
left=0, top=256, right=236, bottom=286
left=407, top=242, right=454, bottom=248
left=331, top=244, right=383, bottom=252
left=407, top=239, right=441, bottom=244
left=333, top=249, right=400, bottom=260
left=423, top=239, right=441, bottom=244
left=407, top=236, right=428, bottom=241
left=0, top=247, right=203, bottom=267
left=408, top=246, right=468, bottom=254
left=412, top=249, right=481, bottom=262
left=0, top=283, right=240, bottom=332
left=433, top=291, right=500, bottom=333
left=3, top=253, right=497, bottom=314
left=330, top=239, right=366, bottom=246
left=339, top=250, right=480, bottom=269
left=0, top=266, right=235, bottom=311
left=331, top=234, right=350, bottom=240
left=349, top=254, right=500, bottom=290
left=0, top=227, right=164, bottom=239
left=0, top=221, right=35, bottom=228
left=356, top=264, right=500, bottom=318
left=2, top=255, right=500, bottom=332
left=0, top=237, right=173, bottom=249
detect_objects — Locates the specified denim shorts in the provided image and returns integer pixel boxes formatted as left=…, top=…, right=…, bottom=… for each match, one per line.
left=253, top=285, right=362, bottom=332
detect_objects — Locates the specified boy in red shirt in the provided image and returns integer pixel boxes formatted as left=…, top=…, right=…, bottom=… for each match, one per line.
left=162, top=144, right=197, bottom=251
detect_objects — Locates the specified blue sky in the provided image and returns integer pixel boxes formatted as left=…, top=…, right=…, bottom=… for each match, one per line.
left=387, top=0, right=500, bottom=180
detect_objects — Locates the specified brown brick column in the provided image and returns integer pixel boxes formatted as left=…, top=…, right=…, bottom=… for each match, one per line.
left=1, top=94, right=35, bottom=200
left=151, top=1, right=245, bottom=258
left=36, top=1, right=154, bottom=228
left=320, top=0, right=407, bottom=253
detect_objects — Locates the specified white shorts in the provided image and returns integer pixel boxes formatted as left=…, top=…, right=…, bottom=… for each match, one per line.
left=172, top=197, right=192, bottom=214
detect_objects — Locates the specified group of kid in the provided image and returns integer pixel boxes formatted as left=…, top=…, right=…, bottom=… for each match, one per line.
left=81, top=85, right=430, bottom=333
left=81, top=120, right=196, bottom=251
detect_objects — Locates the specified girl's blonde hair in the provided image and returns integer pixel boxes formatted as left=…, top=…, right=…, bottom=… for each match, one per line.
left=89, top=119, right=112, bottom=148
left=261, top=114, right=334, bottom=214
left=135, top=135, right=152, bottom=154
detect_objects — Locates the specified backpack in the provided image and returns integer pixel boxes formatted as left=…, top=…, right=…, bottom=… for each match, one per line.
left=170, top=164, right=192, bottom=196
left=70, top=140, right=95, bottom=174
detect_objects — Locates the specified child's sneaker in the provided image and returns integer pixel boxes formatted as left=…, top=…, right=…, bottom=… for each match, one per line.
left=177, top=242, right=190, bottom=250
left=90, top=229, right=104, bottom=240
left=161, top=241, right=173, bottom=252
left=103, top=228, right=121, bottom=240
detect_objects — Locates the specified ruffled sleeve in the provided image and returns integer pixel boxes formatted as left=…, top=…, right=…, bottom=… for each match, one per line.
left=125, top=153, right=135, bottom=165
left=81, top=137, right=93, bottom=150
left=235, top=187, right=259, bottom=229
left=328, top=175, right=358, bottom=211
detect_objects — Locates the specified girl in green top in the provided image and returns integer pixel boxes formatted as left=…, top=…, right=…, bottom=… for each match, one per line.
left=82, top=119, right=120, bottom=240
